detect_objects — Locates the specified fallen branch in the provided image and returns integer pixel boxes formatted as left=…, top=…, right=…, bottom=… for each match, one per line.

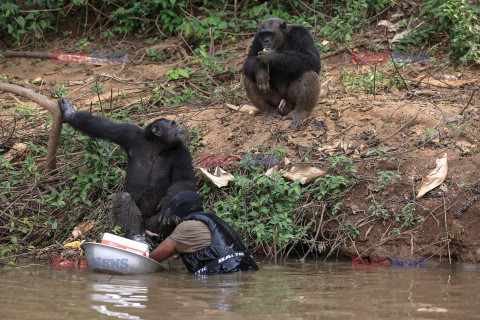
left=1, top=51, right=53, bottom=59
left=1, top=51, right=128, bottom=65
left=0, top=83, right=61, bottom=171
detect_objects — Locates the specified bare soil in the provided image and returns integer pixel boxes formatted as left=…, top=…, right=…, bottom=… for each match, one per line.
left=1, top=37, right=480, bottom=262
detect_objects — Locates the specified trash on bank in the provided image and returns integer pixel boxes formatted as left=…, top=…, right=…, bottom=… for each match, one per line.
left=319, top=77, right=334, bottom=99
left=265, top=158, right=325, bottom=185
left=318, top=139, right=349, bottom=155
left=63, top=241, right=82, bottom=250
left=198, top=166, right=234, bottom=187
left=265, top=165, right=279, bottom=177
left=224, top=103, right=261, bottom=114
left=72, top=220, right=96, bottom=239
left=416, top=153, right=448, bottom=200
left=284, top=164, right=326, bottom=185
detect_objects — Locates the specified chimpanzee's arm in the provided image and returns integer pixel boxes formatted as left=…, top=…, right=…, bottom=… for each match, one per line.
left=155, top=145, right=196, bottom=227
left=243, top=34, right=268, bottom=79
left=59, top=98, right=140, bottom=148
left=267, top=26, right=321, bottom=75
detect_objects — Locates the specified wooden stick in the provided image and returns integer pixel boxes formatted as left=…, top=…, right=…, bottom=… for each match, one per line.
left=0, top=83, right=61, bottom=171
left=1, top=51, right=128, bottom=65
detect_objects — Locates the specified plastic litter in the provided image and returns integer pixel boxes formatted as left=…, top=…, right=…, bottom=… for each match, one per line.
left=198, top=166, right=234, bottom=187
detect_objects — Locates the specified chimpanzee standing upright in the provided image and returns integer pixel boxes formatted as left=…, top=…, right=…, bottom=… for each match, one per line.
left=243, top=18, right=321, bottom=129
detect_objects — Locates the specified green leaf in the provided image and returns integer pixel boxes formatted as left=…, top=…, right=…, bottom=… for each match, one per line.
left=218, top=21, right=228, bottom=29
left=177, top=69, right=189, bottom=78
left=16, top=16, right=25, bottom=28
left=294, top=185, right=301, bottom=196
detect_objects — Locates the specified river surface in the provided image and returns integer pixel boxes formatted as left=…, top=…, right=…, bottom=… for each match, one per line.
left=1, top=259, right=480, bottom=319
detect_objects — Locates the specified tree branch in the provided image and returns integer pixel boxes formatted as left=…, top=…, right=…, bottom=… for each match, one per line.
left=0, top=83, right=62, bottom=172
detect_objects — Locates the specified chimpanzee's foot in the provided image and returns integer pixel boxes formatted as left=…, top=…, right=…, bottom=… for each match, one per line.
left=261, top=108, right=280, bottom=123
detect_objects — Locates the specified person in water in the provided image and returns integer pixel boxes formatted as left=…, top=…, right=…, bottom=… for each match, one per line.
left=149, top=191, right=258, bottom=275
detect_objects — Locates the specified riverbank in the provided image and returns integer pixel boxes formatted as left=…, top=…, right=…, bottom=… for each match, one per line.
left=1, top=3, right=480, bottom=263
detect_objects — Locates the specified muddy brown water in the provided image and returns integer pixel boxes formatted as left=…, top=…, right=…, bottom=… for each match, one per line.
left=1, top=260, right=480, bottom=319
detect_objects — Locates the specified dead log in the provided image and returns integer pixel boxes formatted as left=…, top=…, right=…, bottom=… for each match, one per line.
left=1, top=51, right=53, bottom=59
left=0, top=83, right=62, bottom=172
left=1, top=51, right=129, bottom=65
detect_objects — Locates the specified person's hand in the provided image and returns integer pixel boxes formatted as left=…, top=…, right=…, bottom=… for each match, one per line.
left=149, top=239, right=177, bottom=263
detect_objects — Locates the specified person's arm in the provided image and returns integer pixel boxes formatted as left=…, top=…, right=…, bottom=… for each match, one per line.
left=149, top=239, right=177, bottom=262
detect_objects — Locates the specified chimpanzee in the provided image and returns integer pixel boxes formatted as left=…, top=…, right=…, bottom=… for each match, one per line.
left=243, top=18, right=321, bottom=129
left=58, top=98, right=196, bottom=241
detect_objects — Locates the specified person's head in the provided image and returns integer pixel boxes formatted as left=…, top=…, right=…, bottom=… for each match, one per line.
left=165, top=191, right=204, bottom=224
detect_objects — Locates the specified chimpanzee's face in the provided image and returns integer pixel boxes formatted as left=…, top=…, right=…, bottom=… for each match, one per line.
left=258, top=18, right=287, bottom=51
left=147, top=119, right=188, bottom=145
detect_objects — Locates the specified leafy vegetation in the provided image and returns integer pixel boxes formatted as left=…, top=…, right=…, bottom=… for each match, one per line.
left=198, top=153, right=357, bottom=258
left=1, top=0, right=474, bottom=261
left=1, top=0, right=478, bottom=65
left=398, top=0, right=480, bottom=64
left=0, top=126, right=126, bottom=258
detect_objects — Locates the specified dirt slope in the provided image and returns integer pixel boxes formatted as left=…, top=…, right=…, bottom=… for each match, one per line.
left=1, top=38, right=479, bottom=262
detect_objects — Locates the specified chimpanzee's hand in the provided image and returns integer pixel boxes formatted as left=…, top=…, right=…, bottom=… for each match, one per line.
left=156, top=213, right=175, bottom=238
left=58, top=98, right=77, bottom=122
left=257, top=50, right=276, bottom=65
left=256, top=69, right=270, bottom=92
left=133, top=234, right=154, bottom=251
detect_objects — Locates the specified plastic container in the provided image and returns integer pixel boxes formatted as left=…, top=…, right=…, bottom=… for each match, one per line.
left=100, top=233, right=149, bottom=257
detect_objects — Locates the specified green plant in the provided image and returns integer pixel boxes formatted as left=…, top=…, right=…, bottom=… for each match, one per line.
left=377, top=170, right=400, bottom=191
left=396, top=203, right=425, bottom=228
left=317, top=0, right=396, bottom=43
left=0, top=1, right=60, bottom=45
left=0, top=120, right=127, bottom=257
left=339, top=67, right=403, bottom=94
left=147, top=49, right=164, bottom=61
left=201, top=166, right=311, bottom=255
left=112, top=226, right=123, bottom=235
left=369, top=200, right=389, bottom=219
left=0, top=236, right=20, bottom=257
left=91, top=83, right=104, bottom=95
left=420, top=129, right=437, bottom=143
left=74, top=38, right=91, bottom=51
left=398, top=0, right=480, bottom=64
left=164, top=88, right=196, bottom=106
left=344, top=221, right=360, bottom=238
left=311, top=154, right=357, bottom=201
left=366, top=147, right=395, bottom=161
left=108, top=0, right=187, bottom=36
left=55, top=83, right=69, bottom=97
left=188, top=127, right=203, bottom=151
left=166, top=68, right=190, bottom=80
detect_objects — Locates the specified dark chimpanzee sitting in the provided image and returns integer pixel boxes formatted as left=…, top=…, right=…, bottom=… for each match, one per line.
left=243, top=18, right=321, bottom=129
left=58, top=99, right=196, bottom=242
